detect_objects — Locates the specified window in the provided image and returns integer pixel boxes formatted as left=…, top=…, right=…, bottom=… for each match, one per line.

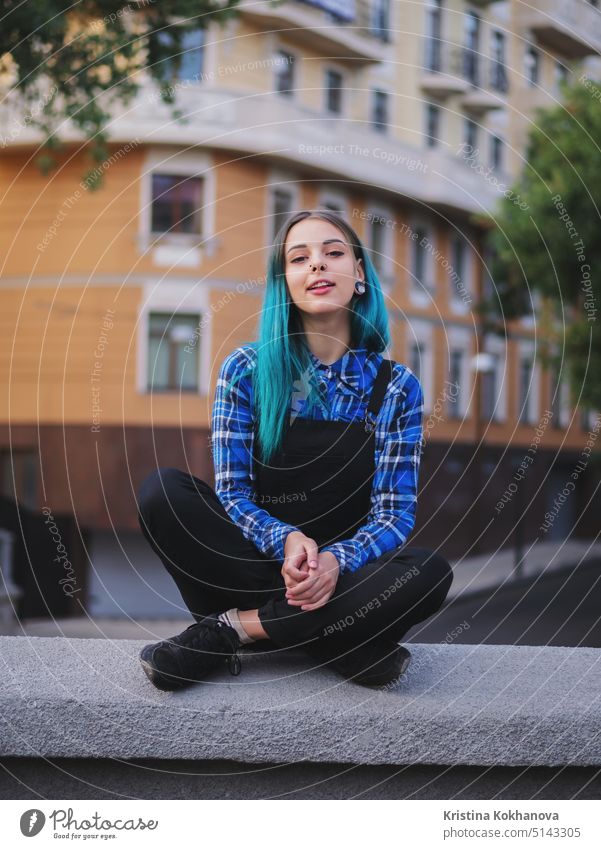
left=275, top=50, right=295, bottom=96
left=425, top=103, right=441, bottom=147
left=272, top=187, right=294, bottom=240
left=464, top=116, right=478, bottom=155
left=555, top=61, right=569, bottom=91
left=450, top=235, right=466, bottom=303
left=325, top=68, right=344, bottom=114
left=155, top=27, right=205, bottom=82
left=424, top=0, right=443, bottom=72
left=580, top=407, right=594, bottom=431
left=518, top=356, right=533, bottom=423
left=408, top=321, right=433, bottom=411
left=483, top=244, right=499, bottom=302
left=147, top=312, right=201, bottom=392
left=370, top=0, right=391, bottom=42
left=371, top=90, right=389, bottom=133
left=490, top=31, right=508, bottom=92
left=0, top=449, right=38, bottom=510
left=151, top=173, right=203, bottom=236
left=490, top=135, right=503, bottom=170
left=272, top=188, right=294, bottom=238
left=525, top=46, right=539, bottom=86
left=447, top=349, right=463, bottom=419
left=480, top=353, right=499, bottom=420
left=550, top=370, right=569, bottom=428
left=409, top=341, right=422, bottom=380
left=412, top=226, right=434, bottom=293
left=368, top=216, right=387, bottom=278
left=463, top=11, right=480, bottom=86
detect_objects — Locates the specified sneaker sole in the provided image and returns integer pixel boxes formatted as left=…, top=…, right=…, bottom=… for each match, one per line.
left=140, top=657, right=190, bottom=691
left=352, top=648, right=412, bottom=688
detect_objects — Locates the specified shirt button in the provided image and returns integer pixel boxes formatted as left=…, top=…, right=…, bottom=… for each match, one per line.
left=326, top=368, right=333, bottom=379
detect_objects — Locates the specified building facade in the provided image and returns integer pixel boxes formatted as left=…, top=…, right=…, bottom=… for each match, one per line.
left=0, top=0, right=599, bottom=617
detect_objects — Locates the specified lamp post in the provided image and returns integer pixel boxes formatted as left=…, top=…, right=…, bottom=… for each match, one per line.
left=469, top=351, right=495, bottom=554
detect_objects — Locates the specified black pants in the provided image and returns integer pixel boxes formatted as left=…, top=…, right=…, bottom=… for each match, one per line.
left=137, top=468, right=453, bottom=653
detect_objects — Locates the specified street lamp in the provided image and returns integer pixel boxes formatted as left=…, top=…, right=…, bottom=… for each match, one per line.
left=470, top=350, right=525, bottom=578
left=469, top=351, right=495, bottom=444
left=469, top=350, right=495, bottom=555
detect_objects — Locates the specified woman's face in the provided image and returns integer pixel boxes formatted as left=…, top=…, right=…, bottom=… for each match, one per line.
left=283, top=218, right=364, bottom=317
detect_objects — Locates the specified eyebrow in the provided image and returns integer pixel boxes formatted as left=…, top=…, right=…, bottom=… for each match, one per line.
left=286, top=238, right=346, bottom=255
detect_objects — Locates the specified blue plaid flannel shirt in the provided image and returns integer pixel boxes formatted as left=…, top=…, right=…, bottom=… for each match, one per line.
left=211, top=344, right=425, bottom=574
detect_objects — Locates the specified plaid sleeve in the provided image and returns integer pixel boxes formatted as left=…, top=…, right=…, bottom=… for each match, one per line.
left=321, top=368, right=424, bottom=574
left=211, top=348, right=299, bottom=564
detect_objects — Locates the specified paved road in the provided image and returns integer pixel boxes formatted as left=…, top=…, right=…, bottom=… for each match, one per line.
left=409, top=558, right=601, bottom=648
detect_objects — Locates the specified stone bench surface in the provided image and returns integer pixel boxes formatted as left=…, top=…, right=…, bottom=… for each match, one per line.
left=1, top=637, right=599, bottom=767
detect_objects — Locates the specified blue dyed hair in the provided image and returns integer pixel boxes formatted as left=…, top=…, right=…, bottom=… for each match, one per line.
left=226, top=209, right=391, bottom=464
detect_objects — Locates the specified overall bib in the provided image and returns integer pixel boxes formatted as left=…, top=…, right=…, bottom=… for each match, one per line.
left=253, top=359, right=394, bottom=550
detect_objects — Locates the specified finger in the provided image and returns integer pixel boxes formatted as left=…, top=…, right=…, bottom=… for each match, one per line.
left=306, top=540, right=319, bottom=569
left=284, top=563, right=308, bottom=582
left=301, top=590, right=333, bottom=611
left=286, top=575, right=319, bottom=596
left=286, top=580, right=326, bottom=605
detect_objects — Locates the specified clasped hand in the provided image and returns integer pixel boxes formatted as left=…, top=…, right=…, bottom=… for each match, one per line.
left=281, top=531, right=340, bottom=611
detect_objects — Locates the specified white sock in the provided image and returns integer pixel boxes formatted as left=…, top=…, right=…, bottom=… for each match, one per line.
left=217, top=608, right=255, bottom=644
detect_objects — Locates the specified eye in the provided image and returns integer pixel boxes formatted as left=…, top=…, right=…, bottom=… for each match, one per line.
left=290, top=250, right=343, bottom=264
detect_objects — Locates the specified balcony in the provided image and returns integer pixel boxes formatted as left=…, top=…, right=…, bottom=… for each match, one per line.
left=4, top=77, right=506, bottom=217
left=461, top=53, right=508, bottom=113
left=237, top=0, right=389, bottom=65
left=420, top=40, right=508, bottom=111
left=462, top=87, right=505, bottom=114
left=420, top=40, right=470, bottom=98
left=521, top=0, right=601, bottom=59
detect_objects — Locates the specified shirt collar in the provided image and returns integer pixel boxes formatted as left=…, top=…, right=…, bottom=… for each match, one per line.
left=308, top=347, right=369, bottom=394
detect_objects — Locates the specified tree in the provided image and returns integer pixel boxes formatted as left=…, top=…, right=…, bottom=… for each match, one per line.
left=478, top=77, right=601, bottom=411
left=0, top=0, right=240, bottom=187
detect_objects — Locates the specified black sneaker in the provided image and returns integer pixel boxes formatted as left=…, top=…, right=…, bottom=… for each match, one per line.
left=140, top=614, right=242, bottom=691
left=305, top=638, right=411, bottom=688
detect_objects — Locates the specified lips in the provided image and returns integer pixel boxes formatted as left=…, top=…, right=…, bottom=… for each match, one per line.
left=307, top=280, right=335, bottom=291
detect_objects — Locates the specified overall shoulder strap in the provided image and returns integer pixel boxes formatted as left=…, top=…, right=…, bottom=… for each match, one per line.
left=363, top=359, right=394, bottom=433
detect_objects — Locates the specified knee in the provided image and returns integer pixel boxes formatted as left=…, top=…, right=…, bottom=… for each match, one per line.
left=137, top=467, right=187, bottom=521
left=422, top=550, right=453, bottom=601
left=407, top=548, right=453, bottom=603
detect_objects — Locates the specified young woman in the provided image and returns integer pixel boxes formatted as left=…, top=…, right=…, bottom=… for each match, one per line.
left=137, top=209, right=453, bottom=691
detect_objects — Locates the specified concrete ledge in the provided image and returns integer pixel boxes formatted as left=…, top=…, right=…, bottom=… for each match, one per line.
left=1, top=637, right=600, bottom=768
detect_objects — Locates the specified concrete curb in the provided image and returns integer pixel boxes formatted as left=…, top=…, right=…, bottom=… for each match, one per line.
left=1, top=637, right=600, bottom=768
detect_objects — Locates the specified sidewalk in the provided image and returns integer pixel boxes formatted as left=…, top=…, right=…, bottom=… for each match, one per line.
left=13, top=539, right=600, bottom=639
left=448, top=538, right=601, bottom=600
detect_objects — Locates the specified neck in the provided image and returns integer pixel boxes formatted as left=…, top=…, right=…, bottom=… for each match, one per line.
left=302, top=314, right=352, bottom=365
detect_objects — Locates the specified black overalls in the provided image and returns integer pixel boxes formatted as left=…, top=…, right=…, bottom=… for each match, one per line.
left=253, top=358, right=394, bottom=551
left=137, top=357, right=453, bottom=653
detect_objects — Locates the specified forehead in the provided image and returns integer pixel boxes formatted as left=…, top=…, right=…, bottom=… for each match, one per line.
left=284, top=218, right=347, bottom=251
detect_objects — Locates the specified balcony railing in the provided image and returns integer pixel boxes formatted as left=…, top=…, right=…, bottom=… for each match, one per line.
left=296, top=0, right=391, bottom=42
left=237, top=0, right=391, bottom=63
left=520, top=0, right=601, bottom=59
left=422, top=39, right=509, bottom=100
left=423, top=39, right=464, bottom=76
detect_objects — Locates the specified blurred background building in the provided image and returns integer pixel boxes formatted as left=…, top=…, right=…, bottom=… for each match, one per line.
left=0, top=0, right=599, bottom=623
